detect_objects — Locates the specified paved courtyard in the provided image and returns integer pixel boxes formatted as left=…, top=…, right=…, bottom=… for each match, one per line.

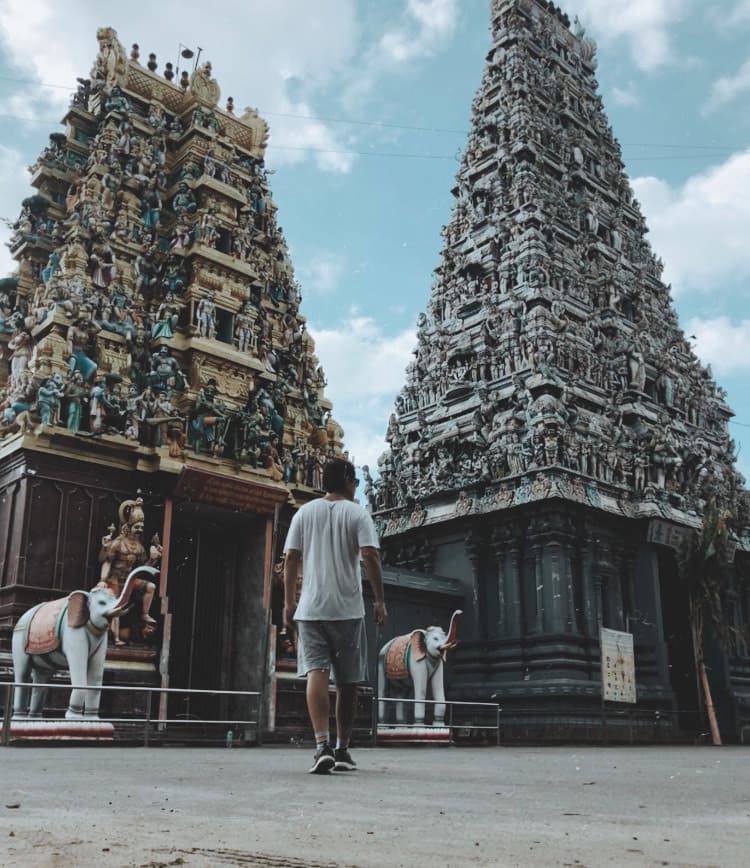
left=1, top=745, right=748, bottom=867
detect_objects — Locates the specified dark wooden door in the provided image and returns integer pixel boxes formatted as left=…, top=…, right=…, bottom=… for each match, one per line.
left=167, top=522, right=238, bottom=721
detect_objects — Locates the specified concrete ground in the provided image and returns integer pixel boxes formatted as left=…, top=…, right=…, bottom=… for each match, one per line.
left=1, top=745, right=748, bottom=867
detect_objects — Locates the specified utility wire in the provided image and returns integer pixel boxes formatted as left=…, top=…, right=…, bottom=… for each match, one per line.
left=0, top=73, right=746, bottom=152
left=0, top=113, right=738, bottom=163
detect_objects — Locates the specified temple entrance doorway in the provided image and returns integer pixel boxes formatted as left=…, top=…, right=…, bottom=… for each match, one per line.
left=658, top=551, right=699, bottom=733
left=164, top=501, right=271, bottom=725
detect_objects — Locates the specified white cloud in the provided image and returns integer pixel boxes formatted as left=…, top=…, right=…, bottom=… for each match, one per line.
left=342, top=0, right=459, bottom=109
left=631, top=149, right=750, bottom=295
left=686, top=316, right=750, bottom=376
left=705, top=56, right=750, bottom=112
left=574, top=0, right=689, bottom=71
left=380, top=0, right=459, bottom=64
left=611, top=84, right=641, bottom=107
left=0, top=0, right=360, bottom=172
left=0, top=0, right=463, bottom=174
left=298, top=251, right=347, bottom=295
left=727, top=0, right=750, bottom=26
left=308, top=315, right=415, bottom=470
left=0, top=145, right=35, bottom=277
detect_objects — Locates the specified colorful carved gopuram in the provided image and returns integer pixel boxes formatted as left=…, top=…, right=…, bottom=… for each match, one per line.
left=0, top=27, right=345, bottom=729
left=372, top=0, right=750, bottom=740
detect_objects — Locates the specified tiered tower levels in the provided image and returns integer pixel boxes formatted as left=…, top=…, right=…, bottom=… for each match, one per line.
left=0, top=27, right=341, bottom=487
left=373, top=0, right=745, bottom=541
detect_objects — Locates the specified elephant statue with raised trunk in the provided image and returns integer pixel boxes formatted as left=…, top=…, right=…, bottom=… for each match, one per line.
left=378, top=609, right=461, bottom=726
left=11, top=566, right=159, bottom=720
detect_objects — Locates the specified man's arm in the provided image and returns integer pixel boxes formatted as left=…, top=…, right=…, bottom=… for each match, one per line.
left=361, top=546, right=387, bottom=626
left=283, top=548, right=301, bottom=630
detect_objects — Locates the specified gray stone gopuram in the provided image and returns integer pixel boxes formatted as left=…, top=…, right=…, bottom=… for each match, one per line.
left=371, top=0, right=750, bottom=740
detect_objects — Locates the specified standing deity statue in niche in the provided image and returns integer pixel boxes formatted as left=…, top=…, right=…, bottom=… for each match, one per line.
left=196, top=290, right=218, bottom=339
left=235, top=300, right=254, bottom=353
left=98, top=497, right=158, bottom=645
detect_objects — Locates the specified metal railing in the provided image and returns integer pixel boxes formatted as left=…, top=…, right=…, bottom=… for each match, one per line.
left=1, top=682, right=261, bottom=747
left=488, top=705, right=711, bottom=745
left=372, top=697, right=501, bottom=746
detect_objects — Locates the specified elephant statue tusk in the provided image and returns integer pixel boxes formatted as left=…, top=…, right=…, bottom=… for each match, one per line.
left=109, top=565, right=160, bottom=617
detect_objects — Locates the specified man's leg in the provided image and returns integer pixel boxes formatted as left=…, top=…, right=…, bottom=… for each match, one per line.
left=306, top=668, right=331, bottom=739
left=306, top=668, right=335, bottom=773
left=335, top=682, right=358, bottom=749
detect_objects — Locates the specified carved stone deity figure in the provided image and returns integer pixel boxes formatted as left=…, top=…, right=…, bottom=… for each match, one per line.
left=91, top=27, right=128, bottom=91
left=37, top=373, right=66, bottom=426
left=196, top=290, right=218, bottom=339
left=235, top=300, right=254, bottom=352
left=150, top=292, right=182, bottom=340
left=8, top=328, right=34, bottom=384
left=149, top=346, right=185, bottom=395
left=627, top=337, right=647, bottom=392
left=67, top=307, right=100, bottom=382
left=172, top=181, right=197, bottom=218
left=64, top=371, right=87, bottom=432
left=189, top=378, right=226, bottom=454
left=98, top=497, right=157, bottom=644
left=189, top=61, right=221, bottom=105
left=104, top=85, right=130, bottom=114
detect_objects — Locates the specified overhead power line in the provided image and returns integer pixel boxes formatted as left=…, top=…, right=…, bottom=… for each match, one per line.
left=0, top=113, right=739, bottom=164
left=0, top=72, right=746, bottom=152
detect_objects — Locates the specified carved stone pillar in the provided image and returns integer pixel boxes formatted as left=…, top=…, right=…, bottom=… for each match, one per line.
left=581, top=530, right=598, bottom=636
left=506, top=537, right=523, bottom=639
left=563, top=540, right=579, bottom=633
left=466, top=526, right=488, bottom=639
left=492, top=526, right=520, bottom=638
left=533, top=542, right=544, bottom=634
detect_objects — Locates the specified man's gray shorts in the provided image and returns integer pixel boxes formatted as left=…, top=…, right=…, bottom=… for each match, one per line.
left=295, top=618, right=369, bottom=683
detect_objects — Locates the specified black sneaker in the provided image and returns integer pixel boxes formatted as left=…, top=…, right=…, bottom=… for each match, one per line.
left=309, top=742, right=335, bottom=774
left=334, top=747, right=356, bottom=771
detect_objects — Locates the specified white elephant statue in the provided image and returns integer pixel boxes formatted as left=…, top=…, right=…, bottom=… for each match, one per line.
left=11, top=566, right=158, bottom=720
left=378, top=609, right=461, bottom=726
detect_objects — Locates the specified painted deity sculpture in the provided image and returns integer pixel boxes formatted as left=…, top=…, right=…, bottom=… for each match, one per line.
left=98, top=497, right=158, bottom=645
left=377, top=610, right=461, bottom=726
left=11, top=566, right=158, bottom=719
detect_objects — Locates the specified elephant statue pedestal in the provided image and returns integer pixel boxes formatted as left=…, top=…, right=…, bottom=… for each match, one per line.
left=1, top=718, right=115, bottom=742
left=376, top=724, right=451, bottom=744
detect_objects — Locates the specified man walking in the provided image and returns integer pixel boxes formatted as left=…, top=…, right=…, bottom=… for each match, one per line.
left=284, top=458, right=386, bottom=774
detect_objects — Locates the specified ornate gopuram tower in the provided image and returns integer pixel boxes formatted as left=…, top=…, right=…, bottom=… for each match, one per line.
left=373, top=0, right=750, bottom=740
left=0, top=28, right=344, bottom=732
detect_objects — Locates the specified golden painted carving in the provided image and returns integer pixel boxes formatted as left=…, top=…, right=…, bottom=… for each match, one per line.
left=92, top=27, right=128, bottom=90
left=190, top=62, right=221, bottom=106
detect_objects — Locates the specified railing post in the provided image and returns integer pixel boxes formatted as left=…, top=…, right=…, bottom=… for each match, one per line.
left=371, top=691, right=378, bottom=747
left=496, top=705, right=501, bottom=746
left=2, top=684, right=14, bottom=746
left=448, top=701, right=454, bottom=744
left=144, top=690, right=152, bottom=746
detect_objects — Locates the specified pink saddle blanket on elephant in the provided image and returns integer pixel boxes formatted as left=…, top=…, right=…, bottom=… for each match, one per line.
left=384, top=632, right=425, bottom=680
left=25, top=597, right=67, bottom=655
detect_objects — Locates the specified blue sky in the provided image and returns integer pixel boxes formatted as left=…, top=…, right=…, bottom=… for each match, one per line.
left=1, top=0, right=749, bottom=481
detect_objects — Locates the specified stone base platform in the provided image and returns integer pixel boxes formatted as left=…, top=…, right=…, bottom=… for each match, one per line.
left=1, top=719, right=115, bottom=741
left=376, top=725, right=451, bottom=743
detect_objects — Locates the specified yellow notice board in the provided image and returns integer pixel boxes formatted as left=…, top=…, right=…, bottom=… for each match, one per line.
left=600, top=627, right=636, bottom=704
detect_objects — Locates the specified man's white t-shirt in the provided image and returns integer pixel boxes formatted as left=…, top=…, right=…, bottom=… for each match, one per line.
left=284, top=497, right=380, bottom=620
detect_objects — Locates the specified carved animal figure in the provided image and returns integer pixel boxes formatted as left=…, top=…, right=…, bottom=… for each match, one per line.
left=11, top=566, right=158, bottom=719
left=378, top=610, right=461, bottom=725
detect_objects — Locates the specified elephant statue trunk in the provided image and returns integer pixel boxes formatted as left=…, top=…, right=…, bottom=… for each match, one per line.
left=108, top=565, right=158, bottom=618
left=439, top=609, right=462, bottom=657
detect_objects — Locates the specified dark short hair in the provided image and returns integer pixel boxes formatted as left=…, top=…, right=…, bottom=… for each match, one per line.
left=322, top=459, right=356, bottom=494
